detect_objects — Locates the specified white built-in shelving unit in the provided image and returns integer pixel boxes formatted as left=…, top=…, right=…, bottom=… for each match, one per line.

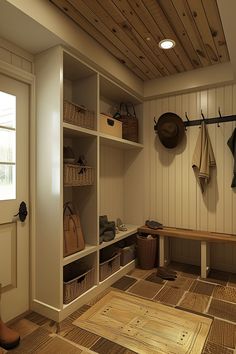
left=34, top=46, right=144, bottom=322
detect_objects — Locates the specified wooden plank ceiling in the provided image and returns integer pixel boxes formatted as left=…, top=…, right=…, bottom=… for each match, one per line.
left=50, top=0, right=229, bottom=81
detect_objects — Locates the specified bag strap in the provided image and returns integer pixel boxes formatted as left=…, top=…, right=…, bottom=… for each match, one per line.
left=126, top=102, right=136, bottom=118
left=119, top=103, right=130, bottom=116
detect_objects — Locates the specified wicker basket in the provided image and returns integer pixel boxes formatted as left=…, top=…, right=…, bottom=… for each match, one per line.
left=63, top=100, right=95, bottom=130
left=118, top=115, right=138, bottom=143
left=63, top=267, right=95, bottom=304
left=64, top=164, right=94, bottom=187
left=99, top=253, right=120, bottom=282
left=120, top=245, right=136, bottom=266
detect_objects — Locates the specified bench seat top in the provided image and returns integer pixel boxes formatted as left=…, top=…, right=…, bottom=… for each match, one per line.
left=138, top=225, right=236, bottom=243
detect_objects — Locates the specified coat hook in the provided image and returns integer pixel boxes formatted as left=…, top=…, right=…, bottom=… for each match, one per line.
left=185, top=112, right=189, bottom=131
left=201, top=109, right=205, bottom=121
left=217, top=107, right=221, bottom=127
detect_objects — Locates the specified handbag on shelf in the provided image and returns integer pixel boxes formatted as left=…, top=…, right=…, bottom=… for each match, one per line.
left=114, top=103, right=139, bottom=143
left=63, top=202, right=85, bottom=257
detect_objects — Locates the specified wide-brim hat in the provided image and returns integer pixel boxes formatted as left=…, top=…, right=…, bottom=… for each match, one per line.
left=156, top=112, right=185, bottom=149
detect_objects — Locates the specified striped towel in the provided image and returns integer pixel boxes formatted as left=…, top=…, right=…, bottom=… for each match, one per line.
left=192, top=122, right=216, bottom=193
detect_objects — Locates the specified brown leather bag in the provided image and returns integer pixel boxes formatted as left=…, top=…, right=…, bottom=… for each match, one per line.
left=63, top=202, right=85, bottom=257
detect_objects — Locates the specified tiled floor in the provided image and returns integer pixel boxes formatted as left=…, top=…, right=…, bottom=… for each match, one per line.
left=2, top=262, right=236, bottom=353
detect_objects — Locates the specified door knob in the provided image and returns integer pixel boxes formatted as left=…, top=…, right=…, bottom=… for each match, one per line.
left=14, top=201, right=28, bottom=222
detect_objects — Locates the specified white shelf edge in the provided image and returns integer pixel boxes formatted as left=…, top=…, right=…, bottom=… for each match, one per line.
left=99, top=225, right=138, bottom=250
left=99, top=260, right=136, bottom=285
left=99, top=133, right=144, bottom=149
left=63, top=122, right=98, bottom=137
left=63, top=244, right=97, bottom=266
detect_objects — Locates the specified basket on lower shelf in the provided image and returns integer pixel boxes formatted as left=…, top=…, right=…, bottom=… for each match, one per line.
left=120, top=244, right=136, bottom=266
left=63, top=267, right=95, bottom=304
left=63, top=100, right=95, bottom=130
left=64, top=164, right=94, bottom=186
left=99, top=253, right=120, bottom=282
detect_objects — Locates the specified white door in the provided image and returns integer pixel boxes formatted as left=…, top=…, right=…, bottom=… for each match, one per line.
left=0, top=73, right=29, bottom=322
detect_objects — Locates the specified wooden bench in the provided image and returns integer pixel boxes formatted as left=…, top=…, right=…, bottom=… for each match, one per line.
left=138, top=226, right=236, bottom=278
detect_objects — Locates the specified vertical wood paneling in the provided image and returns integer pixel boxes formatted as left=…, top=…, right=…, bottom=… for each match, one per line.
left=145, top=83, right=236, bottom=272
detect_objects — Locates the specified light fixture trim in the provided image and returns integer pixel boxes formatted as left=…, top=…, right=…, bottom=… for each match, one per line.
left=159, top=39, right=176, bottom=49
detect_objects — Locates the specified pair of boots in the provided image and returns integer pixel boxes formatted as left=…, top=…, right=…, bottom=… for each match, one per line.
left=0, top=284, right=20, bottom=350
left=99, top=215, right=116, bottom=243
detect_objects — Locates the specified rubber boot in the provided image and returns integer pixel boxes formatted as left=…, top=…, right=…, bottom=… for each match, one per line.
left=0, top=284, right=20, bottom=350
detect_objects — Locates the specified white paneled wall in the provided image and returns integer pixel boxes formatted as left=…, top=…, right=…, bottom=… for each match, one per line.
left=144, top=84, right=236, bottom=272
left=0, top=38, right=33, bottom=73
left=100, top=145, right=124, bottom=222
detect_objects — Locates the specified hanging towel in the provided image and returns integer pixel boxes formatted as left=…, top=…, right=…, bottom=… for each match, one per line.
left=192, top=122, right=216, bottom=193
left=227, top=128, right=236, bottom=188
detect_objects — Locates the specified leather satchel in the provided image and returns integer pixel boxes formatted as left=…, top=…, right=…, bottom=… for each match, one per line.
left=63, top=202, right=85, bottom=257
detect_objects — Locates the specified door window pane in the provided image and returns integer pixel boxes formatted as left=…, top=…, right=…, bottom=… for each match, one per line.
left=0, top=129, right=16, bottom=163
left=0, top=91, right=16, bottom=128
left=0, top=91, right=16, bottom=200
left=0, top=164, right=16, bottom=201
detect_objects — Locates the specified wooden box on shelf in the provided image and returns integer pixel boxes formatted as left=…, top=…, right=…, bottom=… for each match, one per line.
left=99, top=253, right=120, bottom=281
left=63, top=100, right=95, bottom=130
left=100, top=114, right=122, bottom=138
left=63, top=266, right=95, bottom=304
left=64, top=164, right=94, bottom=187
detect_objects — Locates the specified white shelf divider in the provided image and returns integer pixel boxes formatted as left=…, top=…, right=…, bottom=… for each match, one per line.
left=99, top=133, right=143, bottom=150
left=63, top=244, right=98, bottom=266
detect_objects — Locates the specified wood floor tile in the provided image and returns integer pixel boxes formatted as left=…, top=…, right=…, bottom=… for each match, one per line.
left=9, top=327, right=51, bottom=353
left=65, top=327, right=100, bottom=348
left=87, top=288, right=114, bottom=306
left=153, top=285, right=185, bottom=306
left=37, top=336, right=84, bottom=353
left=179, top=292, right=210, bottom=313
left=229, top=273, right=236, bottom=288
left=111, top=276, right=137, bottom=291
left=213, top=286, right=236, bottom=303
left=166, top=276, right=194, bottom=290
left=208, top=319, right=236, bottom=348
left=24, top=311, right=50, bottom=326
left=9, top=318, right=39, bottom=339
left=201, top=270, right=229, bottom=286
left=189, top=280, right=216, bottom=296
left=91, top=337, right=137, bottom=354
left=127, top=280, right=163, bottom=299
left=127, top=268, right=153, bottom=279
left=58, top=305, right=91, bottom=336
left=202, top=341, right=233, bottom=354
left=145, top=272, right=166, bottom=284
left=208, top=299, right=236, bottom=322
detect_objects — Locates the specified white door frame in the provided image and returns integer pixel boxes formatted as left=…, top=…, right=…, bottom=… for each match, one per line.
left=0, top=59, right=35, bottom=316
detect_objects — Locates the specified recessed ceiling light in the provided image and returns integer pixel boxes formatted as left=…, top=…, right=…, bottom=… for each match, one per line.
left=159, top=39, right=176, bottom=49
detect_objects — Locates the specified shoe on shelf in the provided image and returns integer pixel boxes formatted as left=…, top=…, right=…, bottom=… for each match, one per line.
left=117, top=218, right=127, bottom=231
left=145, top=220, right=163, bottom=230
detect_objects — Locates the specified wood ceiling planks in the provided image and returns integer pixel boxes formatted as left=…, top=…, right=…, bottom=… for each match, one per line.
left=50, top=0, right=229, bottom=81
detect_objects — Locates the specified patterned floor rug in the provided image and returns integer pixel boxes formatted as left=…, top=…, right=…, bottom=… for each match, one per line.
left=73, top=290, right=212, bottom=354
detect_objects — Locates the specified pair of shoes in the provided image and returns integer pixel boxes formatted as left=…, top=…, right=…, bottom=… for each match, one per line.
left=99, top=215, right=116, bottom=242
left=145, top=220, right=163, bottom=230
left=117, top=218, right=127, bottom=231
left=0, top=319, right=20, bottom=350
left=156, top=267, right=177, bottom=280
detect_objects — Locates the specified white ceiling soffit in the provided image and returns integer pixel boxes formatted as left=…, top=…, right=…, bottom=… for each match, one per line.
left=0, top=0, right=63, bottom=54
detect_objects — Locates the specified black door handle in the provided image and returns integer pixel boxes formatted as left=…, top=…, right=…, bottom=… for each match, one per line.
left=14, top=201, right=28, bottom=222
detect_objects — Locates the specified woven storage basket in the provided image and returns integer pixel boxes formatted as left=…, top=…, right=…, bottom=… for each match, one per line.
left=120, top=245, right=136, bottom=266
left=63, top=100, right=95, bottom=130
left=116, top=103, right=138, bottom=143
left=63, top=267, right=95, bottom=304
left=64, top=164, right=94, bottom=187
left=99, top=253, right=120, bottom=282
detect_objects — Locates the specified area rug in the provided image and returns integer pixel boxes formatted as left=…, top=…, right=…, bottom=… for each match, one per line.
left=73, top=291, right=212, bottom=354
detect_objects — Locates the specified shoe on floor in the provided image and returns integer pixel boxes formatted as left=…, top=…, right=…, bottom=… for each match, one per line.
left=0, top=320, right=20, bottom=350
left=156, top=267, right=177, bottom=280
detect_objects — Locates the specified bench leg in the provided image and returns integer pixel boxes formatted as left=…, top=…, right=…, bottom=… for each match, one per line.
left=201, top=241, right=210, bottom=278
left=159, top=235, right=165, bottom=267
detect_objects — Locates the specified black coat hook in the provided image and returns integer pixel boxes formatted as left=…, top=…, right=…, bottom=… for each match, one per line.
left=217, top=107, right=221, bottom=127
left=201, top=110, right=205, bottom=121
left=185, top=112, right=190, bottom=131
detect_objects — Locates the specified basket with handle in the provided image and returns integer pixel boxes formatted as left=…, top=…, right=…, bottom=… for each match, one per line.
left=114, top=103, right=139, bottom=143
